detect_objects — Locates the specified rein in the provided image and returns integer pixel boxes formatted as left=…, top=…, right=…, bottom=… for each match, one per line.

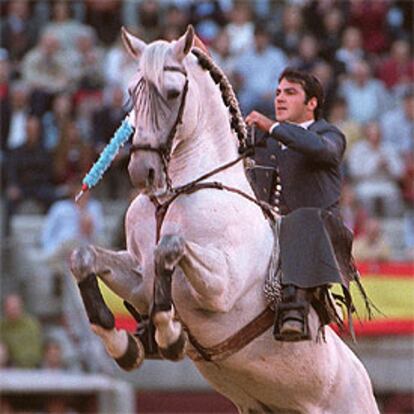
left=129, top=78, right=189, bottom=190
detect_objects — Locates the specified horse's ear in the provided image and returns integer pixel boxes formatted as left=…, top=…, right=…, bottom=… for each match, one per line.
left=194, top=33, right=210, bottom=56
left=121, top=26, right=146, bottom=59
left=172, top=25, right=195, bottom=62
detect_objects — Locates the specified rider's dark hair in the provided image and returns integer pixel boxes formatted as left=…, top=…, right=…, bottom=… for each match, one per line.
left=278, top=68, right=325, bottom=120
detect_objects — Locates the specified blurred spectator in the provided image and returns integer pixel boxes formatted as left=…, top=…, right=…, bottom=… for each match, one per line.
left=160, top=25, right=182, bottom=43
left=234, top=25, right=287, bottom=115
left=311, top=60, right=338, bottom=116
left=21, top=33, right=73, bottom=116
left=0, top=397, right=14, bottom=414
left=225, top=3, right=254, bottom=56
left=53, top=120, right=94, bottom=187
left=73, top=92, right=101, bottom=145
left=0, top=293, right=43, bottom=368
left=400, top=152, right=414, bottom=208
left=347, top=121, right=404, bottom=217
left=377, top=39, right=414, bottom=91
left=0, top=340, right=11, bottom=368
left=390, top=0, right=413, bottom=39
left=335, top=27, right=365, bottom=73
left=163, top=5, right=189, bottom=38
left=290, top=33, right=322, bottom=73
left=0, top=0, right=38, bottom=68
left=1, top=81, right=30, bottom=152
left=353, top=217, right=391, bottom=262
left=348, top=0, right=390, bottom=54
left=0, top=49, right=11, bottom=147
left=328, top=96, right=362, bottom=152
left=318, top=7, right=345, bottom=66
left=42, top=93, right=74, bottom=152
left=136, top=0, right=162, bottom=42
left=41, top=180, right=103, bottom=263
left=189, top=0, right=226, bottom=28
left=85, top=0, right=122, bottom=46
left=92, top=85, right=126, bottom=151
left=4, top=116, right=57, bottom=236
left=209, top=29, right=237, bottom=83
left=339, top=59, right=390, bottom=123
left=72, top=28, right=105, bottom=91
left=103, top=34, right=139, bottom=92
left=44, top=397, right=77, bottom=414
left=303, top=0, right=348, bottom=38
left=380, top=88, right=414, bottom=157
left=41, top=0, right=94, bottom=52
left=0, top=48, right=10, bottom=188
left=189, top=0, right=225, bottom=45
left=41, top=339, right=70, bottom=371
left=272, top=4, right=304, bottom=58
left=340, top=182, right=369, bottom=238
left=403, top=210, right=414, bottom=261
left=92, top=84, right=129, bottom=199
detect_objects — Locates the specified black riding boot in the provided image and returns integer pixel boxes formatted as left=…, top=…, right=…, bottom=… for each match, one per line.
left=273, top=285, right=313, bottom=342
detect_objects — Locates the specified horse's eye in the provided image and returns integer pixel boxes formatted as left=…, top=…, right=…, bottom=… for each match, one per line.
left=167, top=89, right=180, bottom=100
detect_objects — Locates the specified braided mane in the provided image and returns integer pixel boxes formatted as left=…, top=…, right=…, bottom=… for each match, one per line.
left=191, top=48, right=248, bottom=153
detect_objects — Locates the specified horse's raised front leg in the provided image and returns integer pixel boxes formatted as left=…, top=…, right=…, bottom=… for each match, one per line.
left=152, top=235, right=188, bottom=361
left=152, top=234, right=238, bottom=360
left=70, top=245, right=146, bottom=371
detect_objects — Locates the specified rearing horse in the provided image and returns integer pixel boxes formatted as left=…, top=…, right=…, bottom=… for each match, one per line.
left=71, top=26, right=379, bottom=413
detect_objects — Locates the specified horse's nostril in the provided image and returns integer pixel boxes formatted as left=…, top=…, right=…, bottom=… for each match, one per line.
left=167, top=89, right=180, bottom=100
left=147, top=168, right=155, bottom=185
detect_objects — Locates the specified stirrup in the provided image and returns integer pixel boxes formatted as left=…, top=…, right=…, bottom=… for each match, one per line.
left=273, top=301, right=311, bottom=342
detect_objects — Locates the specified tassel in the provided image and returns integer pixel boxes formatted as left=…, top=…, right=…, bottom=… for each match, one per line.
left=76, top=116, right=134, bottom=202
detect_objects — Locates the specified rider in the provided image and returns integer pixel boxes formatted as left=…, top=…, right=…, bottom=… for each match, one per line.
left=246, top=67, right=363, bottom=342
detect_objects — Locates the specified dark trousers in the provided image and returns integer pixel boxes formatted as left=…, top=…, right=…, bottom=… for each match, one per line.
left=279, top=207, right=356, bottom=290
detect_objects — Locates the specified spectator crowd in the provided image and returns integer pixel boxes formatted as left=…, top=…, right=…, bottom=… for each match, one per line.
left=0, top=1, right=413, bottom=411
left=1, top=0, right=413, bottom=257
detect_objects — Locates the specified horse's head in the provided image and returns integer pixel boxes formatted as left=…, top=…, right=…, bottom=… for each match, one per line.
left=122, top=26, right=197, bottom=195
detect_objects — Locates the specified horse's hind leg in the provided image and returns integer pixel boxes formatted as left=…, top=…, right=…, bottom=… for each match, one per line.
left=152, top=235, right=188, bottom=361
left=70, top=245, right=146, bottom=370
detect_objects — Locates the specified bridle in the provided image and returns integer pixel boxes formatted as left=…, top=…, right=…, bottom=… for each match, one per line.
left=127, top=64, right=274, bottom=227
left=129, top=66, right=189, bottom=190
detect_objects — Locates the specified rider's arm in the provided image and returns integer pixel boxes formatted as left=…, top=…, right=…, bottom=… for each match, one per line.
left=269, top=123, right=346, bottom=166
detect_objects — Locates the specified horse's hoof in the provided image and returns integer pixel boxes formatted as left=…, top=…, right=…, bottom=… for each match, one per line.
left=115, top=333, right=145, bottom=371
left=70, top=246, right=96, bottom=281
left=158, top=329, right=188, bottom=361
left=155, top=235, right=185, bottom=271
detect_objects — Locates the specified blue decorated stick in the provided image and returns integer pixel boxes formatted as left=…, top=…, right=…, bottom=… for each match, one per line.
left=75, top=115, right=135, bottom=202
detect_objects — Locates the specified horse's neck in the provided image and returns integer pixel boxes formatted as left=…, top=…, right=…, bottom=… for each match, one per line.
left=168, top=86, right=246, bottom=189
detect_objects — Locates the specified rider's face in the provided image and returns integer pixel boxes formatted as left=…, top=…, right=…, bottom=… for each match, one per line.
left=274, top=78, right=316, bottom=124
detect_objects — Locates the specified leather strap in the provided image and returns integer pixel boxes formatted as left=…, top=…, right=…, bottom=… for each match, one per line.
left=185, top=306, right=274, bottom=362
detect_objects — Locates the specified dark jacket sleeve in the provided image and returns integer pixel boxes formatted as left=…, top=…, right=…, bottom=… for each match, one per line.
left=270, top=122, right=346, bottom=166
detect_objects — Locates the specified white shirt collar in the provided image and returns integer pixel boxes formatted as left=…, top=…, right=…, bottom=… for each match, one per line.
left=298, top=119, right=315, bottom=129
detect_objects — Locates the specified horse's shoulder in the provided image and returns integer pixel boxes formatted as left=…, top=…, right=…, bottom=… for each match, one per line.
left=126, top=195, right=156, bottom=223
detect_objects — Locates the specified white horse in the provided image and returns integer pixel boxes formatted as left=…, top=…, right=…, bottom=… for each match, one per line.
left=70, top=26, right=379, bottom=414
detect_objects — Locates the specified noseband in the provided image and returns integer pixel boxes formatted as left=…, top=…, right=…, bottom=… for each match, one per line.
left=129, top=67, right=189, bottom=189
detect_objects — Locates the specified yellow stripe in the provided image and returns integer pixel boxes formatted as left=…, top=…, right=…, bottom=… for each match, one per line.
left=99, top=281, right=130, bottom=315
left=333, top=276, right=414, bottom=320
left=100, top=277, right=414, bottom=320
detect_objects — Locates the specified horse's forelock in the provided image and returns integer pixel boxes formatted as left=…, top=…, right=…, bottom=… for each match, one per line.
left=140, top=41, right=171, bottom=90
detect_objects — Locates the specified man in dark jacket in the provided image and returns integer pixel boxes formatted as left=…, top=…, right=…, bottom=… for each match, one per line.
left=246, top=68, right=360, bottom=342
left=4, top=115, right=57, bottom=236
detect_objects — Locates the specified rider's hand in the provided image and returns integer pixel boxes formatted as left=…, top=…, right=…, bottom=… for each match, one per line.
left=245, top=111, right=274, bottom=133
